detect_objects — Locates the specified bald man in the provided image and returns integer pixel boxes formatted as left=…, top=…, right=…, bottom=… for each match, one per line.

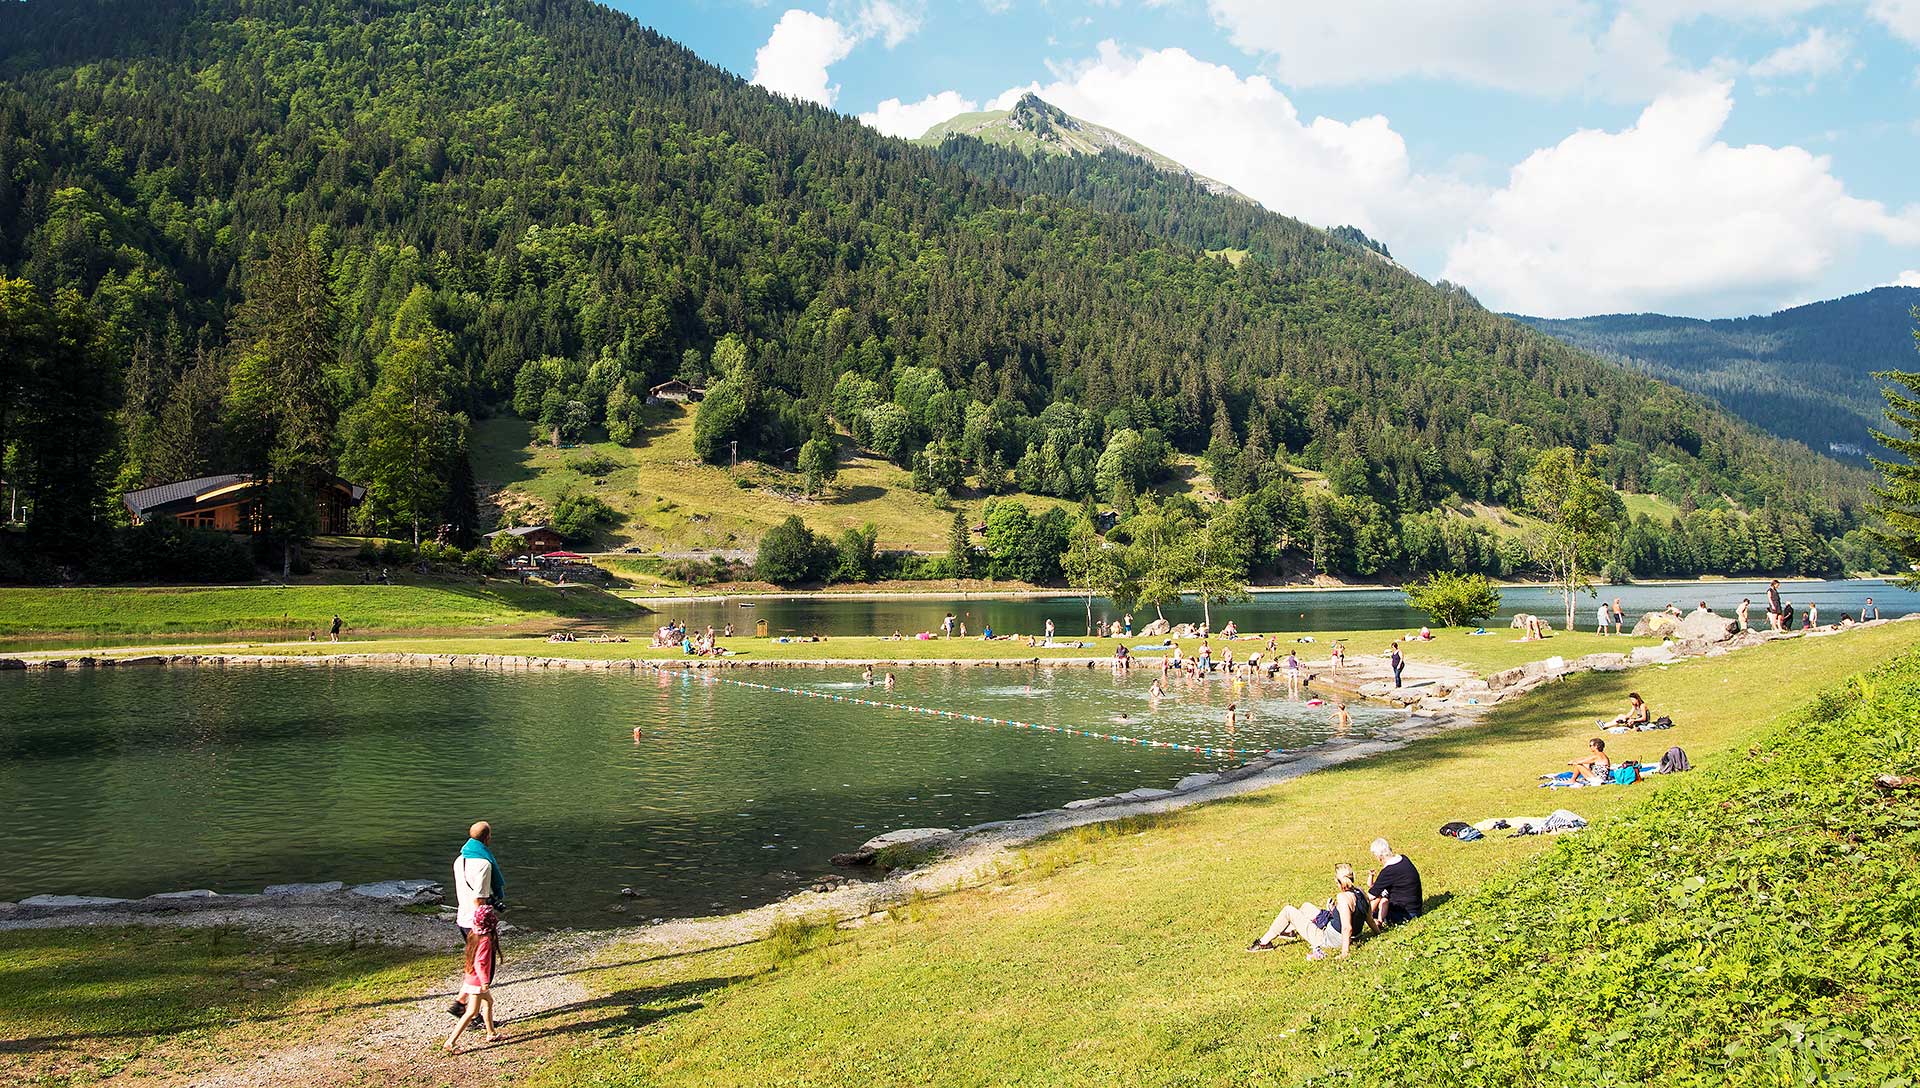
left=449, top=821, right=504, bottom=1019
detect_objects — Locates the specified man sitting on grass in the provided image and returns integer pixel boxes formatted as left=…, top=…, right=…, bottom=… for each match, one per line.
left=1365, top=838, right=1423, bottom=932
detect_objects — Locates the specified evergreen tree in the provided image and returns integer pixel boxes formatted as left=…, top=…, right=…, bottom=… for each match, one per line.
left=947, top=509, right=974, bottom=578
left=1870, top=314, right=1920, bottom=587
left=0, top=278, right=120, bottom=551
left=340, top=290, right=467, bottom=544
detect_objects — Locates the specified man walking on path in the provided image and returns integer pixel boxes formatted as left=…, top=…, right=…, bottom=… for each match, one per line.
left=447, top=821, right=506, bottom=1045
left=329, top=613, right=342, bottom=642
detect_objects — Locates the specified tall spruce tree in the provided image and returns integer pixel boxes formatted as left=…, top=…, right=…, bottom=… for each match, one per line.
left=1870, top=312, right=1920, bottom=587
left=0, top=279, right=120, bottom=552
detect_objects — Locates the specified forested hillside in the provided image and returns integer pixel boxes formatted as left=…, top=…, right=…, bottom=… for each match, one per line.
left=0, top=0, right=1886, bottom=583
left=1520, top=286, right=1920, bottom=461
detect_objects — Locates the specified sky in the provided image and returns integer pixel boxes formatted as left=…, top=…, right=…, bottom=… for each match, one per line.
left=618, top=1, right=1920, bottom=319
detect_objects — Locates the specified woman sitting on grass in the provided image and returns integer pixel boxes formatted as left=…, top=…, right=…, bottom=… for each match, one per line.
left=1569, top=737, right=1612, bottom=785
left=1248, top=863, right=1368, bottom=960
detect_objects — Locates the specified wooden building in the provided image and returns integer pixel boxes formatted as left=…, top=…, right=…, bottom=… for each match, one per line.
left=647, top=379, right=705, bottom=404
left=121, top=473, right=365, bottom=534
left=483, top=524, right=565, bottom=553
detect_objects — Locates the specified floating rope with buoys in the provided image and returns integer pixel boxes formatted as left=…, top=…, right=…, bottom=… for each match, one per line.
left=647, top=665, right=1277, bottom=759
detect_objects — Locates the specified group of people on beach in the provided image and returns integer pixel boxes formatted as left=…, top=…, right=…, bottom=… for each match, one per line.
left=1585, top=584, right=1880, bottom=637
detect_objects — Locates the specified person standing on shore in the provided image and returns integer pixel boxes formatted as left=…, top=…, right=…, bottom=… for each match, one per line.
left=1595, top=602, right=1610, bottom=636
left=1611, top=597, right=1624, bottom=635
left=1737, top=598, right=1750, bottom=632
left=1864, top=597, right=1879, bottom=621
left=942, top=613, right=955, bottom=639
left=447, top=821, right=504, bottom=1048
left=1044, top=618, right=1055, bottom=642
left=1767, top=580, right=1784, bottom=632
left=1123, top=613, right=1133, bottom=636
left=1388, top=643, right=1404, bottom=688
left=330, top=613, right=342, bottom=643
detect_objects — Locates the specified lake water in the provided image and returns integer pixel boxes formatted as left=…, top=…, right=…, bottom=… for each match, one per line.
left=0, top=664, right=1389, bottom=927
left=643, top=579, right=1920, bottom=639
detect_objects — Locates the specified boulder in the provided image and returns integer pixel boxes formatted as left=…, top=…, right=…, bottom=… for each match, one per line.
left=1119, top=787, right=1175, bottom=802
left=1671, top=610, right=1738, bottom=644
left=1139, top=618, right=1172, bottom=637
left=1174, top=772, right=1221, bottom=792
left=1630, top=611, right=1682, bottom=638
left=149, top=889, right=218, bottom=899
left=348, top=879, right=441, bottom=904
left=1629, top=644, right=1678, bottom=665
left=857, top=828, right=951, bottom=853
left=263, top=881, right=345, bottom=897
left=19, top=894, right=129, bottom=908
left=829, top=849, right=877, bottom=867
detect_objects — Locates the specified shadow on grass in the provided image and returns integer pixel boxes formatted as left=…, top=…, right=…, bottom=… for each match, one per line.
left=829, top=485, right=886, bottom=505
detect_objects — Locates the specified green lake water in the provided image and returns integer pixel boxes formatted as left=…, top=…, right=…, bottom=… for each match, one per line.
left=0, top=664, right=1391, bottom=926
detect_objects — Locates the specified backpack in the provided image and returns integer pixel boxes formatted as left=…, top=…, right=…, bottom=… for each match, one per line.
left=1454, top=826, right=1484, bottom=842
left=1438, top=820, right=1471, bottom=838
left=1611, top=764, right=1640, bottom=786
left=1660, top=746, right=1691, bottom=773
left=1646, top=715, right=1674, bottom=730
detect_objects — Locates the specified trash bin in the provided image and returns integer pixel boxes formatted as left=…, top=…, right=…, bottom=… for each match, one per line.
left=755, top=619, right=769, bottom=638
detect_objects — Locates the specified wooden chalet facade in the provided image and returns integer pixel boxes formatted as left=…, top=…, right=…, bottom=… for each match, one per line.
left=121, top=474, right=366, bottom=535
left=483, top=524, right=565, bottom=553
left=647, top=379, right=705, bottom=404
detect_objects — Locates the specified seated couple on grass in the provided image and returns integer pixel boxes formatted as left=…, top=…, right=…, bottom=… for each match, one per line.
left=1248, top=839, right=1423, bottom=960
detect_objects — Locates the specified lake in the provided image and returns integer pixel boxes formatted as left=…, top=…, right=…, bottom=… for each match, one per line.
left=0, top=664, right=1389, bottom=927
left=641, top=579, right=1919, bottom=639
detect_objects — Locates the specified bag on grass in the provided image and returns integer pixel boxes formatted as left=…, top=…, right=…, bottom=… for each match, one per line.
left=1454, top=826, right=1483, bottom=841
left=1438, top=820, right=1471, bottom=838
left=1611, top=764, right=1640, bottom=785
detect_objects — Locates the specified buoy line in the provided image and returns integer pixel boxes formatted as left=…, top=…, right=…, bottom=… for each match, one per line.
left=648, top=664, right=1277, bottom=758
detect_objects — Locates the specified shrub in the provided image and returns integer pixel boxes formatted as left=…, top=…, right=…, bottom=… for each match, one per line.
left=756, top=515, right=826, bottom=585
left=1402, top=570, right=1501, bottom=627
left=568, top=449, right=618, bottom=477
left=551, top=491, right=618, bottom=542
left=102, top=519, right=257, bottom=583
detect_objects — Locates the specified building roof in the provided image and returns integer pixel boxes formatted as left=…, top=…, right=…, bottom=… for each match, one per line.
left=484, top=525, right=559, bottom=539
left=121, top=473, right=366, bottom=520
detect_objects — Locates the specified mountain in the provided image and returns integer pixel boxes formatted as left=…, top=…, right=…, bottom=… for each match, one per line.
left=0, top=0, right=1880, bottom=581
left=1518, top=287, right=1920, bottom=462
left=917, top=93, right=1250, bottom=202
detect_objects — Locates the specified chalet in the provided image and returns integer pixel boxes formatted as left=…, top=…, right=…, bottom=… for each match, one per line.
left=121, top=473, right=365, bottom=534
left=647, top=379, right=705, bottom=404
left=483, top=524, right=565, bottom=554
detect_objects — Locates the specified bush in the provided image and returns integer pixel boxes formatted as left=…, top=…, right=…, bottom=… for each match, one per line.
left=101, top=519, right=257, bottom=583
left=1402, top=570, right=1501, bottom=627
left=756, top=515, right=826, bottom=585
left=568, top=449, right=619, bottom=477
left=551, top=491, right=618, bottom=542
left=463, top=548, right=497, bottom=575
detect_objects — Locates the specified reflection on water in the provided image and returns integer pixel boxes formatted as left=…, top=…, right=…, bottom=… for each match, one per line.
left=0, top=664, right=1391, bottom=926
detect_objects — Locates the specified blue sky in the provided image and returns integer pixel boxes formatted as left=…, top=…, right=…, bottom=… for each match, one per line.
left=619, top=1, right=1920, bottom=318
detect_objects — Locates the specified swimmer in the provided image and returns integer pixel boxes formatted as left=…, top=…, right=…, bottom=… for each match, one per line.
left=884, top=672, right=897, bottom=690
left=633, top=726, right=645, bottom=739
left=1149, top=677, right=1165, bottom=701
left=1332, top=703, right=1351, bottom=732
left=1225, top=703, right=1238, bottom=731
left=862, top=665, right=874, bottom=686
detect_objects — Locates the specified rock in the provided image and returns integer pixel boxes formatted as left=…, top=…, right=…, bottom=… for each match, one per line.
left=1174, top=772, right=1220, bottom=791
left=1063, top=797, right=1113, bottom=810
left=1139, top=618, right=1171, bottom=637
left=619, top=886, right=640, bottom=898
left=1119, top=787, right=1175, bottom=801
left=348, top=879, right=441, bottom=903
left=830, top=849, right=877, bottom=867
left=1671, top=610, right=1738, bottom=644
left=857, top=828, right=951, bottom=853
left=263, top=881, right=346, bottom=897
left=0, top=658, right=23, bottom=669
left=150, top=889, right=218, bottom=899
left=1628, top=644, right=1678, bottom=665
left=1630, top=611, right=1683, bottom=638
left=19, top=894, right=130, bottom=908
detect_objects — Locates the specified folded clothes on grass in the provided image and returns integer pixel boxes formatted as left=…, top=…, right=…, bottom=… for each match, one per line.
left=1468, top=810, right=1587, bottom=836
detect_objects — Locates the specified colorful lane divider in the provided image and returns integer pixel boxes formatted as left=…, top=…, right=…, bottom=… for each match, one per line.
left=647, top=665, right=1276, bottom=759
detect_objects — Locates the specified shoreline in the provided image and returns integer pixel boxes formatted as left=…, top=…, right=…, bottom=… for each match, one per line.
left=13, top=614, right=1911, bottom=939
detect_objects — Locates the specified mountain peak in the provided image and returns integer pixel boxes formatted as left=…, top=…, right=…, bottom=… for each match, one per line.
left=915, top=96, right=1250, bottom=202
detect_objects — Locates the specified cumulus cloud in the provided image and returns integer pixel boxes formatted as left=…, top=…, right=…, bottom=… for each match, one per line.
left=1891, top=270, right=1920, bottom=286
left=751, top=3, right=923, bottom=107
left=1749, top=27, right=1850, bottom=81
left=859, top=90, right=980, bottom=138
left=1441, top=82, right=1920, bottom=316
left=752, top=10, right=858, bottom=105
left=993, top=43, right=1481, bottom=253
left=1870, top=0, right=1920, bottom=45
left=1202, top=0, right=1830, bottom=98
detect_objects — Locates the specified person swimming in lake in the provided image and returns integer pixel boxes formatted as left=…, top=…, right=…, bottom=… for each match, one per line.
left=1225, top=703, right=1238, bottom=731
left=862, top=665, right=874, bottom=686
left=1149, top=677, right=1166, bottom=702
left=884, top=672, right=896, bottom=690
left=1332, top=703, right=1351, bottom=733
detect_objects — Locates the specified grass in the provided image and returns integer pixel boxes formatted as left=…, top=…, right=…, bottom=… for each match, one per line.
left=0, top=926, right=439, bottom=1085
left=12, top=624, right=1665, bottom=677
left=505, top=621, right=1920, bottom=1087
left=471, top=409, right=1079, bottom=554
left=1296, top=648, right=1920, bottom=1085
left=0, top=580, right=648, bottom=649
left=1621, top=490, right=1685, bottom=522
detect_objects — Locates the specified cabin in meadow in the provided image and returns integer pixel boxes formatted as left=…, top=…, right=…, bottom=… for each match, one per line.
left=121, top=473, right=365, bottom=534
left=484, top=524, right=565, bottom=554
left=647, top=379, right=705, bottom=404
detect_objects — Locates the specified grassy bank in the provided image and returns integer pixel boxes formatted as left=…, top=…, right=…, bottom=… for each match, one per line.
left=0, top=582, right=648, bottom=647
left=13, top=625, right=1662, bottom=677
left=0, top=926, right=439, bottom=1084
left=508, top=623, right=1920, bottom=1086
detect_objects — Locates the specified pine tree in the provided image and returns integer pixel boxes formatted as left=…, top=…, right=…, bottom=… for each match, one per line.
left=1870, top=317, right=1920, bottom=587
left=948, top=509, right=973, bottom=578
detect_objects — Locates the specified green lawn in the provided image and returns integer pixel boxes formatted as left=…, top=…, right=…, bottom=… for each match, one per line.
left=0, top=581, right=648, bottom=648
left=511, top=622, right=1920, bottom=1087
left=0, top=926, right=439, bottom=1085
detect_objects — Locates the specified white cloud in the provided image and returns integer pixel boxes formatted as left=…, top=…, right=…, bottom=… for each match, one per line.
left=990, top=44, right=1481, bottom=254
left=1203, top=0, right=1831, bottom=98
left=1870, top=0, right=1920, bottom=45
left=1749, top=27, right=1849, bottom=81
left=752, top=10, right=857, bottom=106
left=859, top=90, right=979, bottom=138
left=1891, top=269, right=1920, bottom=286
left=854, top=0, right=920, bottom=48
left=1441, top=82, right=1920, bottom=316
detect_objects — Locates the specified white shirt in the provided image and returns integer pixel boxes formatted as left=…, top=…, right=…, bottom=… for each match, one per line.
left=453, top=855, right=493, bottom=929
